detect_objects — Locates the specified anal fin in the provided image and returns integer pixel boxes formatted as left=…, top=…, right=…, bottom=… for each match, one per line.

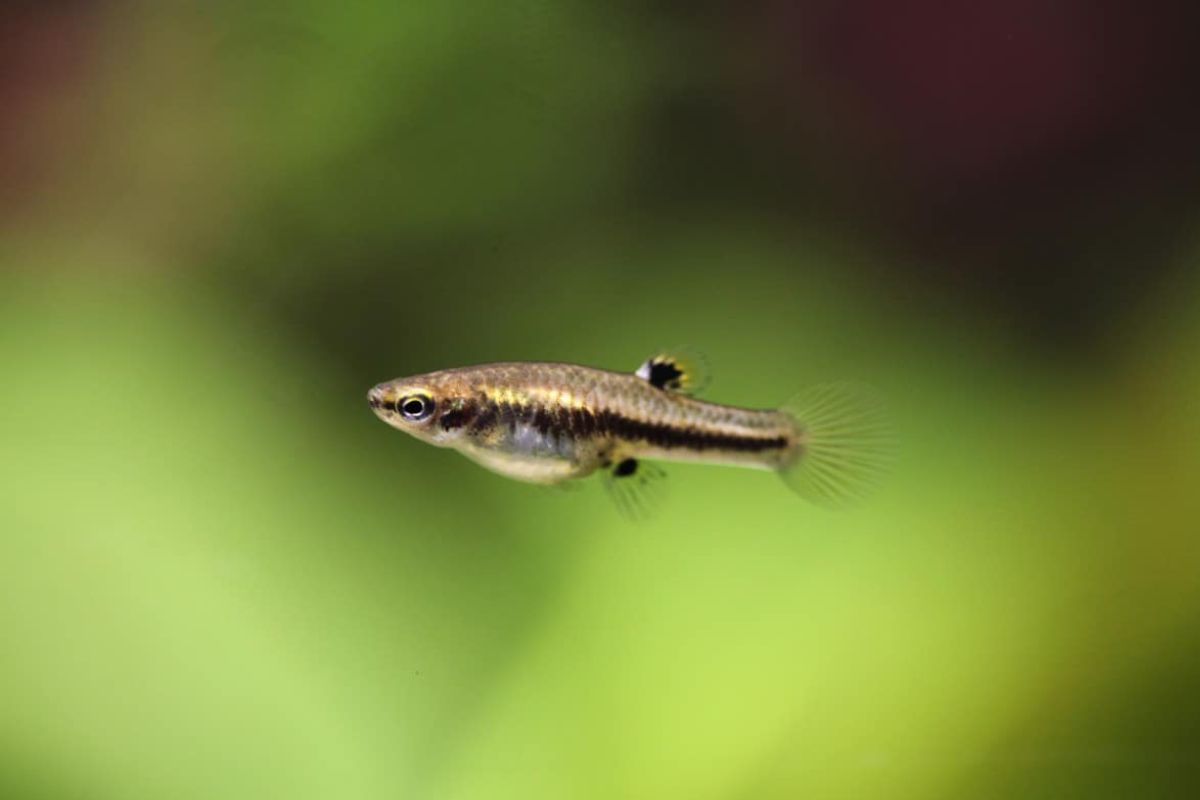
left=604, top=457, right=667, bottom=520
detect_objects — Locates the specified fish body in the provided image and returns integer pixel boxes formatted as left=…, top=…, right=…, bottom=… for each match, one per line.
left=369, top=354, right=890, bottom=511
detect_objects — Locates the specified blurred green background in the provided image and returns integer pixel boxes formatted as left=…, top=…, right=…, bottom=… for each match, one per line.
left=3, top=2, right=1199, bottom=798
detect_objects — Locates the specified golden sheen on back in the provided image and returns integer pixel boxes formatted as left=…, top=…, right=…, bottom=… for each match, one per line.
left=368, top=352, right=891, bottom=516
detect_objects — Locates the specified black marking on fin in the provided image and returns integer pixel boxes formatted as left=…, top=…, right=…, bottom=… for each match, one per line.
left=646, top=361, right=684, bottom=390
left=635, top=349, right=710, bottom=394
left=613, top=457, right=638, bottom=478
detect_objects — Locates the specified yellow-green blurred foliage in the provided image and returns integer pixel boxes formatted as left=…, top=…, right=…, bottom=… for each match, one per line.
left=2, top=2, right=1199, bottom=799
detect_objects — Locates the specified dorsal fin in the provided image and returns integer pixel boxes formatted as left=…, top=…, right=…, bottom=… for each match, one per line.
left=635, top=349, right=710, bottom=395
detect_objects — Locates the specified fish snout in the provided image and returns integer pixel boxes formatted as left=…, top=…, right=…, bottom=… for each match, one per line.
left=367, top=384, right=393, bottom=413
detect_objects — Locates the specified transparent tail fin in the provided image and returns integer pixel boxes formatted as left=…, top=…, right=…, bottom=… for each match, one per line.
left=780, top=382, right=894, bottom=508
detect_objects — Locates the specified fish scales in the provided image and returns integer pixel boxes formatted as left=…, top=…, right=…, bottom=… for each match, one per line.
left=410, top=362, right=796, bottom=471
left=368, top=355, right=890, bottom=511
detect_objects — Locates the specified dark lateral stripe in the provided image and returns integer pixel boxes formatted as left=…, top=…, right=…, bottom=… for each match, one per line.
left=439, top=398, right=479, bottom=431
left=489, top=400, right=594, bottom=439
left=468, top=398, right=785, bottom=453
left=593, top=408, right=788, bottom=453
left=469, top=401, right=498, bottom=434
left=532, top=405, right=555, bottom=436
left=571, top=408, right=595, bottom=436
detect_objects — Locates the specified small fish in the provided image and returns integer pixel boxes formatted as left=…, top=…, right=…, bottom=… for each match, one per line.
left=368, top=352, right=891, bottom=515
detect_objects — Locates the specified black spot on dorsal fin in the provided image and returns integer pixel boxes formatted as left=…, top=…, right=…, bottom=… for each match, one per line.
left=645, top=361, right=684, bottom=391
left=635, top=349, right=710, bottom=395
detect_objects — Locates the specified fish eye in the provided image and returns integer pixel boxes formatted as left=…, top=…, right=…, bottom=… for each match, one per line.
left=399, top=394, right=433, bottom=421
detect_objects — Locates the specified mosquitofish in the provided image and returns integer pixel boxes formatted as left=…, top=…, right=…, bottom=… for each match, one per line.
left=368, top=352, right=891, bottom=515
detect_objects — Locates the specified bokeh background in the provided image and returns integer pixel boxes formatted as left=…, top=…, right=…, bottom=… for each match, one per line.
left=3, top=2, right=1199, bottom=798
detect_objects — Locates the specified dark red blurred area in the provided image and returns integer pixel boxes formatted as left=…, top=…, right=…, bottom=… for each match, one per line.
left=0, top=4, right=103, bottom=215
left=4, top=1, right=1198, bottom=353
left=653, top=0, right=1200, bottom=349
left=791, top=0, right=1199, bottom=343
left=789, top=0, right=1170, bottom=184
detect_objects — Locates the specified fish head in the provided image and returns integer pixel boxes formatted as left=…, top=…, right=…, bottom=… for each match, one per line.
left=367, top=370, right=475, bottom=447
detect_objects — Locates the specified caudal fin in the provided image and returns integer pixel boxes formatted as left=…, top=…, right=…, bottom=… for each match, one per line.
left=780, top=383, right=894, bottom=508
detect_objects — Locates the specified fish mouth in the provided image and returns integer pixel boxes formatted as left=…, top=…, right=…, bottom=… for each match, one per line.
left=367, top=384, right=396, bottom=414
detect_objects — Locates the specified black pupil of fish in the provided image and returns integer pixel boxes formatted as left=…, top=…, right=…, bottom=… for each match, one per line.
left=403, top=398, right=426, bottom=417
left=614, top=458, right=638, bottom=477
